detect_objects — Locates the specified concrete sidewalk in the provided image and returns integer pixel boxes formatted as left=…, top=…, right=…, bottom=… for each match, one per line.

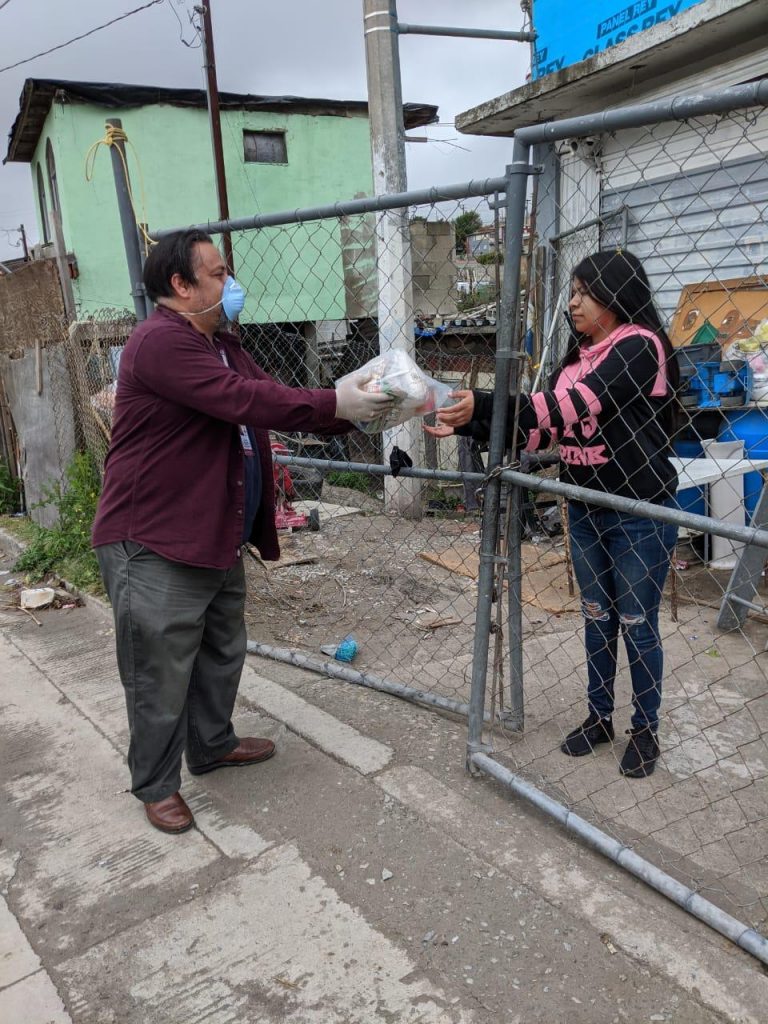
left=1, top=545, right=767, bottom=1021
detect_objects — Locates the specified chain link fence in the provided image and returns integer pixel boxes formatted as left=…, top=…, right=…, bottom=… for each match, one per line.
left=467, top=89, right=768, bottom=951
left=76, top=81, right=766, bottom=963
left=162, top=89, right=768, bottom=954
left=62, top=309, right=136, bottom=476
left=219, top=192, right=507, bottom=710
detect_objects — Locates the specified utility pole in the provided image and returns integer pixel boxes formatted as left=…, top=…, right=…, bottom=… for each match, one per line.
left=362, top=0, right=423, bottom=520
left=18, top=224, right=29, bottom=261
left=196, top=1, right=234, bottom=273
left=106, top=118, right=151, bottom=321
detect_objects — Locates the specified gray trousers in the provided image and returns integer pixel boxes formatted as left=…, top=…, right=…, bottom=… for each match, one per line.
left=95, top=542, right=246, bottom=803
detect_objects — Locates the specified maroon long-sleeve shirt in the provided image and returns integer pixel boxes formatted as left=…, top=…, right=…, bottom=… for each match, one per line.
left=92, top=307, right=348, bottom=569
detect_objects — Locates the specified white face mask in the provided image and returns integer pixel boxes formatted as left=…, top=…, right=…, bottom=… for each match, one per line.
left=186, top=276, right=246, bottom=321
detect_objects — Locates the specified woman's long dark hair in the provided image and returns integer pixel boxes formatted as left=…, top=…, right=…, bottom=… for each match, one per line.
left=550, top=249, right=679, bottom=431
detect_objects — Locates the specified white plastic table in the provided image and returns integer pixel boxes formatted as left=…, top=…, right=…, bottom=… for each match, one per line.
left=671, top=457, right=768, bottom=491
left=668, top=457, right=768, bottom=629
left=671, top=457, right=768, bottom=566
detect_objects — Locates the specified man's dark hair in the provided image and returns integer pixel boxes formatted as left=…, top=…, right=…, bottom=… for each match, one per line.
left=143, top=229, right=214, bottom=302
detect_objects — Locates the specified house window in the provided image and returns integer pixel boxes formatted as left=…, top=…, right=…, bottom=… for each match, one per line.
left=36, top=163, right=51, bottom=243
left=243, top=130, right=287, bottom=164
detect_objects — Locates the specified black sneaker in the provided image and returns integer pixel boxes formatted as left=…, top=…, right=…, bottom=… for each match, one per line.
left=619, top=727, right=660, bottom=778
left=561, top=712, right=614, bottom=757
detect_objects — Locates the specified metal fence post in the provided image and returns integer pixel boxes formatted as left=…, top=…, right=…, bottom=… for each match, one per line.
left=505, top=481, right=524, bottom=729
left=363, top=0, right=423, bottom=520
left=466, top=140, right=532, bottom=763
left=106, top=118, right=149, bottom=322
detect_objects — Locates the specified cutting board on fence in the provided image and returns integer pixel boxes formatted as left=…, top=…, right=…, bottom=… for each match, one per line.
left=418, top=543, right=581, bottom=615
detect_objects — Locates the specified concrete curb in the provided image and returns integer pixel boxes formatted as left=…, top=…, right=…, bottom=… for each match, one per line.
left=0, top=525, right=26, bottom=556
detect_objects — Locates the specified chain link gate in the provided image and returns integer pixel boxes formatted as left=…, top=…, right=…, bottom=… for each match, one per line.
left=464, top=82, right=768, bottom=965
left=143, top=81, right=768, bottom=965
left=152, top=180, right=514, bottom=723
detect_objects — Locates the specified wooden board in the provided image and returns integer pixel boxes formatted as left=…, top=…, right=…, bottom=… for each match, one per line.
left=419, top=543, right=566, bottom=579
left=418, top=543, right=580, bottom=615
left=521, top=567, right=581, bottom=615
left=669, top=276, right=768, bottom=349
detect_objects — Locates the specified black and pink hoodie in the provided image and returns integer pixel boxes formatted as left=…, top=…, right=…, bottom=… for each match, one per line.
left=457, top=325, right=678, bottom=503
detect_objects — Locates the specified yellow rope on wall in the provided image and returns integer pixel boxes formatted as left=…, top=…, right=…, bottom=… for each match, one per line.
left=85, top=123, right=155, bottom=254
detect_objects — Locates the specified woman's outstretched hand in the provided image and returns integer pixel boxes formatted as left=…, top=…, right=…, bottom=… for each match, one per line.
left=437, top=390, right=475, bottom=428
left=423, top=390, right=475, bottom=438
left=423, top=422, right=454, bottom=438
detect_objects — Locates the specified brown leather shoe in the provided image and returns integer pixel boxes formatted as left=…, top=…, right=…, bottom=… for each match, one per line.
left=144, top=792, right=194, bottom=834
left=188, top=736, right=276, bottom=776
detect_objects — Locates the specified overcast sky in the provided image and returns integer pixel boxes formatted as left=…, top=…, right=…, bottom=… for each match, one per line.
left=0, top=0, right=529, bottom=260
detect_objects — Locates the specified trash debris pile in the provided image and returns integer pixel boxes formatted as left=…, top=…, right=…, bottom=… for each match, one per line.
left=1, top=570, right=83, bottom=625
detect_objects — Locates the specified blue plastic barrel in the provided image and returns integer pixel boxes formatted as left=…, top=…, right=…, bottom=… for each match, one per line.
left=673, top=438, right=705, bottom=517
left=718, top=405, right=768, bottom=522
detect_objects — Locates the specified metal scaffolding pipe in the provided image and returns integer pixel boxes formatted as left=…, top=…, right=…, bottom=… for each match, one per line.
left=398, top=23, right=535, bottom=42
left=154, top=176, right=507, bottom=237
left=728, top=594, right=768, bottom=615
left=503, top=468, right=768, bottom=550
left=471, top=753, right=768, bottom=966
left=106, top=118, right=149, bottom=321
left=246, top=641, right=493, bottom=721
left=517, top=80, right=768, bottom=146
left=273, top=454, right=768, bottom=550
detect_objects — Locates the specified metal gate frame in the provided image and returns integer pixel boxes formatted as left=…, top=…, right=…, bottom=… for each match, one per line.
left=148, top=82, right=768, bottom=963
left=466, top=79, right=768, bottom=966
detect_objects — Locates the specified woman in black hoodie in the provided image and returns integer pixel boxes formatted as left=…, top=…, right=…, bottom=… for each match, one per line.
left=427, top=250, right=679, bottom=778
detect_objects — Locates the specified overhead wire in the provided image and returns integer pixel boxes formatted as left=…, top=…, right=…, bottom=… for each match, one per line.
left=0, top=0, right=164, bottom=75
left=166, top=0, right=202, bottom=48
left=431, top=138, right=472, bottom=153
left=0, top=227, right=21, bottom=246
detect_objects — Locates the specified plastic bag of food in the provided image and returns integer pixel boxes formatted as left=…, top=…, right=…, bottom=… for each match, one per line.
left=754, top=318, right=768, bottom=345
left=335, top=349, right=455, bottom=434
left=724, top=320, right=768, bottom=375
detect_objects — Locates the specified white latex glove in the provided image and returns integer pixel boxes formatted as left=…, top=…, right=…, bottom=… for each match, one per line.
left=335, top=376, right=395, bottom=423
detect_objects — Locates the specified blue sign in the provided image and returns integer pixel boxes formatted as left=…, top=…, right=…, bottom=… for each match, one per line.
left=532, top=0, right=706, bottom=78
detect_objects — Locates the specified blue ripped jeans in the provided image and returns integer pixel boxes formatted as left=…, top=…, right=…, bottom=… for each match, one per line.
left=568, top=500, right=677, bottom=732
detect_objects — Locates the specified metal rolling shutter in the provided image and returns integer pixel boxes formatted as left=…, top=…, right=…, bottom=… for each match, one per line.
left=600, top=115, right=768, bottom=320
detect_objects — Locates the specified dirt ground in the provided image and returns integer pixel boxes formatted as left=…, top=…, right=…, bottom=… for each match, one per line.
left=243, top=486, right=768, bottom=935
left=243, top=483, right=483, bottom=697
left=242, top=484, right=756, bottom=695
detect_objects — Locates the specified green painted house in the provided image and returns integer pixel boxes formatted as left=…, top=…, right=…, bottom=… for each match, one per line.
left=5, top=79, right=437, bottom=326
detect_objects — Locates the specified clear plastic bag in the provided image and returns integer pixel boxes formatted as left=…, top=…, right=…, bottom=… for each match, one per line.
left=335, top=349, right=455, bottom=434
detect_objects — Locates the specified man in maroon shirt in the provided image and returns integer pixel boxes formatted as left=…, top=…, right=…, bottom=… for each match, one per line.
left=93, top=230, right=391, bottom=834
